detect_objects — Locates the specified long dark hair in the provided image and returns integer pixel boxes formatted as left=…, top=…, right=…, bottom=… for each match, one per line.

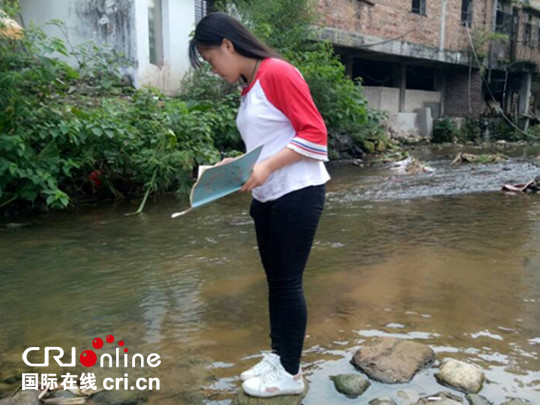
left=189, top=12, right=280, bottom=71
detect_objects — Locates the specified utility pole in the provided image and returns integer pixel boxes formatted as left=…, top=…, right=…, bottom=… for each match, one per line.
left=440, top=0, right=447, bottom=51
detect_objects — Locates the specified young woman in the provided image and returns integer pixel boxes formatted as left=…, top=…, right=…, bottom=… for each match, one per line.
left=189, top=12, right=330, bottom=398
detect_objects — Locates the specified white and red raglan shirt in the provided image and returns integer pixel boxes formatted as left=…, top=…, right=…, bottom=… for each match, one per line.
left=236, top=57, right=331, bottom=202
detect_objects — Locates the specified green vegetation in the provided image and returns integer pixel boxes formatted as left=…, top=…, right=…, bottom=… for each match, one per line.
left=469, top=28, right=509, bottom=61
left=0, top=20, right=224, bottom=214
left=433, top=117, right=540, bottom=144
left=432, top=119, right=460, bottom=143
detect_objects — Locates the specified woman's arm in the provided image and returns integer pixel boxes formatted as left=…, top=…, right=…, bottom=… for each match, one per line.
left=241, top=148, right=308, bottom=192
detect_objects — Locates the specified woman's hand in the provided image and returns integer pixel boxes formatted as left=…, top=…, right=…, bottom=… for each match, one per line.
left=241, top=162, right=272, bottom=192
left=240, top=148, right=306, bottom=192
left=215, top=157, right=238, bottom=166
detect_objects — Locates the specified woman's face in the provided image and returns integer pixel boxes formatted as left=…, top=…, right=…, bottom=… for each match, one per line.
left=198, top=40, right=241, bottom=83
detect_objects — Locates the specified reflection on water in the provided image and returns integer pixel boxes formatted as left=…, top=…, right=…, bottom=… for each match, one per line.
left=1, top=146, right=539, bottom=404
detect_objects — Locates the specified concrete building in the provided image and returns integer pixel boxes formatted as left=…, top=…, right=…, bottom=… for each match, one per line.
left=316, top=0, right=540, bottom=137
left=17, top=0, right=215, bottom=94
left=14, top=0, right=539, bottom=136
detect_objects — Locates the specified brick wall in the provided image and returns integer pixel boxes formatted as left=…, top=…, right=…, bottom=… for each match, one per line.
left=444, top=68, right=484, bottom=116
left=316, top=0, right=493, bottom=53
left=512, top=9, right=540, bottom=64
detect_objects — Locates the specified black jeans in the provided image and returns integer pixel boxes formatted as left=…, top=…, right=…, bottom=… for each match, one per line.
left=249, top=184, right=325, bottom=375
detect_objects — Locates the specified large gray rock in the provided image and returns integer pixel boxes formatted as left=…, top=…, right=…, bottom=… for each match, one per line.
left=0, top=390, right=41, bottom=405
left=231, top=379, right=309, bottom=405
left=416, top=391, right=464, bottom=405
left=330, top=374, right=370, bottom=397
left=435, top=359, right=484, bottom=394
left=466, top=394, right=493, bottom=405
left=351, top=337, right=435, bottom=383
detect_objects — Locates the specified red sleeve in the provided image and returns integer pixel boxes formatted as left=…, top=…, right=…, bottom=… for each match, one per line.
left=259, top=60, right=329, bottom=161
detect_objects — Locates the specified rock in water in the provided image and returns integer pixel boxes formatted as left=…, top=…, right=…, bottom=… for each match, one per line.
left=499, top=400, right=532, bottom=405
left=351, top=337, right=435, bottom=383
left=231, top=379, right=309, bottom=405
left=416, top=391, right=464, bottom=405
left=435, top=359, right=484, bottom=394
left=369, top=397, right=397, bottom=405
left=396, top=389, right=419, bottom=403
left=530, top=176, right=540, bottom=192
left=330, top=374, right=370, bottom=397
left=0, top=390, right=41, bottom=405
left=466, top=394, right=493, bottom=405
left=451, top=153, right=507, bottom=165
left=87, top=389, right=144, bottom=405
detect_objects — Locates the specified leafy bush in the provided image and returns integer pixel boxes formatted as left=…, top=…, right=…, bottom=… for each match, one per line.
left=178, top=66, right=244, bottom=153
left=456, top=118, right=485, bottom=143
left=525, top=123, right=540, bottom=141
left=492, top=119, right=540, bottom=142
left=286, top=41, right=369, bottom=140
left=0, top=20, right=223, bottom=213
left=433, top=119, right=460, bottom=143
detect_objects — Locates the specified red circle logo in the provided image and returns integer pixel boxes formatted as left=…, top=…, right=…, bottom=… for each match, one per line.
left=80, top=350, right=97, bottom=367
left=92, top=338, right=103, bottom=349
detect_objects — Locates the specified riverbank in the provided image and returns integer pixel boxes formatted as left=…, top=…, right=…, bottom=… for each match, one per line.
left=2, top=141, right=539, bottom=222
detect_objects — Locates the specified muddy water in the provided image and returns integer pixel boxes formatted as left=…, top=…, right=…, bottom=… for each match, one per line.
left=0, top=145, right=539, bottom=404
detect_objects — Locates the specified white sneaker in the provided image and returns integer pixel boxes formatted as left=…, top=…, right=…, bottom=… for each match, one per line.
left=240, top=352, right=280, bottom=382
left=242, top=360, right=305, bottom=398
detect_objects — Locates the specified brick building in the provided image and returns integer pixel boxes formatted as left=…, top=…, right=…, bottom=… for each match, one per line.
left=316, top=0, right=540, bottom=137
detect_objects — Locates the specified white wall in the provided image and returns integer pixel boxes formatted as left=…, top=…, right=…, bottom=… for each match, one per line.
left=363, top=87, right=400, bottom=113
left=404, top=89, right=441, bottom=113
left=135, top=0, right=195, bottom=93
left=387, top=113, right=419, bottom=138
left=20, top=0, right=85, bottom=67
left=363, top=86, right=438, bottom=138
left=19, top=0, right=136, bottom=67
left=19, top=0, right=196, bottom=94
left=363, top=86, right=441, bottom=114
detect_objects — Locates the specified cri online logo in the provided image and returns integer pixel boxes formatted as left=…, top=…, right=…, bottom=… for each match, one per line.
left=22, top=335, right=161, bottom=368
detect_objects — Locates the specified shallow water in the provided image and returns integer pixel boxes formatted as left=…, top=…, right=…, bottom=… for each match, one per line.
left=1, top=145, right=539, bottom=404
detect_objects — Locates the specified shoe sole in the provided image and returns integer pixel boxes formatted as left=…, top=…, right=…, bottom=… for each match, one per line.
left=242, top=384, right=305, bottom=398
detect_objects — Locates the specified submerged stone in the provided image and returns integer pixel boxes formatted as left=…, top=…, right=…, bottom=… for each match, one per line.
left=369, top=396, right=397, bottom=405
left=416, top=391, right=464, bottom=405
left=465, top=393, right=493, bottom=405
left=49, top=390, right=81, bottom=399
left=396, top=389, right=419, bottom=403
left=330, top=374, right=370, bottom=397
left=0, top=389, right=40, bottom=405
left=87, top=389, right=145, bottom=405
left=351, top=337, right=435, bottom=383
left=499, top=399, right=532, bottom=405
